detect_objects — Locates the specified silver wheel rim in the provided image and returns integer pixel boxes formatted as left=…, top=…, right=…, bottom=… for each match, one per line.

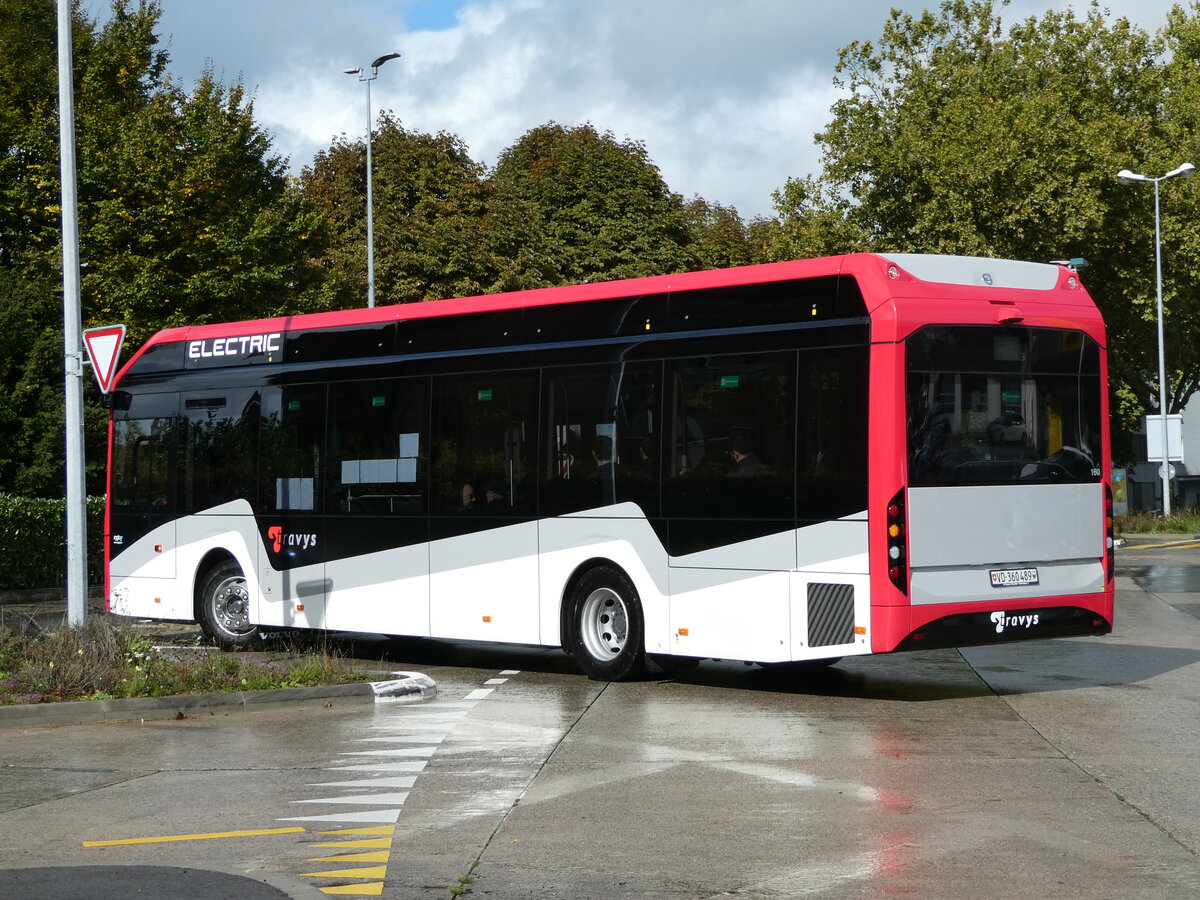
left=579, top=587, right=629, bottom=660
left=211, top=575, right=253, bottom=637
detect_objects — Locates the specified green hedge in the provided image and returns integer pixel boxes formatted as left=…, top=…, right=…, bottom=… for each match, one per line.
left=0, top=495, right=106, bottom=591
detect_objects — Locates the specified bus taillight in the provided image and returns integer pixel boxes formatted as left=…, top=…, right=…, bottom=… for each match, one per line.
left=887, top=489, right=908, bottom=594
left=1105, top=484, right=1114, bottom=583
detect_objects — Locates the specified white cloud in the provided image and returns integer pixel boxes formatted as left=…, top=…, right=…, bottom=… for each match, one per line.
left=119, top=0, right=1184, bottom=219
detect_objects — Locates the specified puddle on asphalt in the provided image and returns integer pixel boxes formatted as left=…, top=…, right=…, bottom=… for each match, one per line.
left=1117, top=564, right=1200, bottom=593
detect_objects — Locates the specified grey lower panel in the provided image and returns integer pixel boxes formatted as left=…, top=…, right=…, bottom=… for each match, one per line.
left=910, top=558, right=1104, bottom=606
left=807, top=583, right=855, bottom=646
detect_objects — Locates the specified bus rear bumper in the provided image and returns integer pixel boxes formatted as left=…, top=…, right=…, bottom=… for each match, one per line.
left=874, top=591, right=1114, bottom=653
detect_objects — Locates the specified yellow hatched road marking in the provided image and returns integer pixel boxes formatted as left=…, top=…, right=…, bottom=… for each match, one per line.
left=306, top=851, right=390, bottom=863
left=83, top=826, right=304, bottom=847
left=312, top=837, right=392, bottom=849
left=319, top=884, right=384, bottom=896
left=301, top=865, right=388, bottom=879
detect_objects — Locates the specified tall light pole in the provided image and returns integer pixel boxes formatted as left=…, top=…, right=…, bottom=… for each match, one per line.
left=57, top=0, right=88, bottom=626
left=344, top=52, right=401, bottom=309
left=1118, top=161, right=1196, bottom=517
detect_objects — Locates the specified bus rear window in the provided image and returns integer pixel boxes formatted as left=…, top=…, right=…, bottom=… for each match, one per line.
left=907, top=326, right=1102, bottom=486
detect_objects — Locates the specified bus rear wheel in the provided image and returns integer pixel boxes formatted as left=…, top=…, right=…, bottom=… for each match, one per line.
left=198, top=560, right=259, bottom=651
left=568, top=566, right=646, bottom=681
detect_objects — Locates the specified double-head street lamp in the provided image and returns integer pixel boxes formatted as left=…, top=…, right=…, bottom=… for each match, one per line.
left=1117, top=162, right=1196, bottom=517
left=344, top=52, right=401, bottom=309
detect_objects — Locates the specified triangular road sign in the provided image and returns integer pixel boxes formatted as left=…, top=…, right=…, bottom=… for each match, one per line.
left=83, top=324, right=126, bottom=393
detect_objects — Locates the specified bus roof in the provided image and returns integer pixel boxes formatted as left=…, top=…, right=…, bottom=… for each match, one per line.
left=115, top=253, right=1100, bottom=383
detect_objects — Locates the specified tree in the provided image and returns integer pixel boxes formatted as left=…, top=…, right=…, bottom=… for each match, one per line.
left=682, top=198, right=753, bottom=270
left=0, top=0, right=318, bottom=496
left=798, top=0, right=1200, bottom=429
left=491, top=123, right=695, bottom=285
left=295, top=115, right=497, bottom=309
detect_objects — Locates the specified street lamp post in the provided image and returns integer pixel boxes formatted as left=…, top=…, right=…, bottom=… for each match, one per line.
left=1118, top=162, right=1195, bottom=517
left=344, top=52, right=401, bottom=309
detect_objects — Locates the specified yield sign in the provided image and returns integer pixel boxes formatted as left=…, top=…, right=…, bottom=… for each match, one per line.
left=83, top=324, right=126, bottom=393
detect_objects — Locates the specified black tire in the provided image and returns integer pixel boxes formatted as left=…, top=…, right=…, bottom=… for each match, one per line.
left=198, top=560, right=259, bottom=650
left=567, top=565, right=646, bottom=681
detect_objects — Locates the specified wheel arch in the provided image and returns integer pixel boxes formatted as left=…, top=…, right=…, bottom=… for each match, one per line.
left=192, top=548, right=240, bottom=622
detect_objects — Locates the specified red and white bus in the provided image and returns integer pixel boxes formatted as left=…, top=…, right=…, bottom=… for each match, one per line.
left=105, top=253, right=1113, bottom=679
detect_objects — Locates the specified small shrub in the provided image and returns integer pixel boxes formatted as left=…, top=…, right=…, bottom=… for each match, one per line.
left=0, top=616, right=374, bottom=704
left=0, top=494, right=105, bottom=590
left=1115, top=509, right=1200, bottom=535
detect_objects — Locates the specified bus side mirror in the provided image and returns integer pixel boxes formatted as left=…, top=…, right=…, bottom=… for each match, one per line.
left=104, top=391, right=132, bottom=410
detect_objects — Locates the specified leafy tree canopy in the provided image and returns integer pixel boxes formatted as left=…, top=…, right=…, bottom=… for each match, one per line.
left=491, top=122, right=696, bottom=284
left=0, top=0, right=319, bottom=495
left=791, top=0, right=1200, bottom=432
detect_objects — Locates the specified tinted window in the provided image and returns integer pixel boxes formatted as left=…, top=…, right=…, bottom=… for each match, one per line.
left=180, top=388, right=260, bottom=513
left=260, top=385, right=326, bottom=512
left=669, top=276, right=866, bottom=331
left=798, top=347, right=869, bottom=521
left=286, top=324, right=397, bottom=364
left=328, top=378, right=428, bottom=515
left=541, top=363, right=661, bottom=515
left=665, top=352, right=795, bottom=520
left=525, top=295, right=666, bottom=343
left=432, top=372, right=537, bottom=516
left=112, top=417, right=175, bottom=513
left=907, top=327, right=1103, bottom=486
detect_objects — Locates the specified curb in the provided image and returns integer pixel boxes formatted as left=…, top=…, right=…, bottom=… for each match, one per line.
left=1118, top=533, right=1200, bottom=543
left=0, top=671, right=436, bottom=729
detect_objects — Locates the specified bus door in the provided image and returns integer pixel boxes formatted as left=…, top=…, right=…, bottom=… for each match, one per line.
left=109, top=390, right=180, bottom=615
left=663, top=352, right=798, bottom=662
left=429, top=371, right=540, bottom=644
left=323, top=376, right=431, bottom=636
left=256, top=384, right=328, bottom=629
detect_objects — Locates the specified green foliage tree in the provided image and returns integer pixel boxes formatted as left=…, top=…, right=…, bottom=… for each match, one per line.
left=793, top=0, right=1200, bottom=433
left=295, top=114, right=495, bottom=308
left=682, top=198, right=753, bottom=270
left=0, top=0, right=318, bottom=496
left=491, top=123, right=695, bottom=285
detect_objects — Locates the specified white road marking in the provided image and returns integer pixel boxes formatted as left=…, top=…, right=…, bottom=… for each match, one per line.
left=308, top=777, right=418, bottom=789
left=463, top=688, right=494, bottom=701
left=293, top=792, right=411, bottom=806
left=280, top=809, right=403, bottom=825
left=326, top=761, right=428, bottom=774
left=351, top=734, right=450, bottom=743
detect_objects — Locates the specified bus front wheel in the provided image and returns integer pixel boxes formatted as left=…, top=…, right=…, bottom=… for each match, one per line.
left=568, top=566, right=646, bottom=681
left=198, top=560, right=259, bottom=651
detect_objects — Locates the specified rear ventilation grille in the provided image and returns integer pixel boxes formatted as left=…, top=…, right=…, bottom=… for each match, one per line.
left=807, top=583, right=855, bottom=647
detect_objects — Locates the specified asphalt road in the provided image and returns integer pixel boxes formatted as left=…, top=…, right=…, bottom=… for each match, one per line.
left=2, top=539, right=1200, bottom=898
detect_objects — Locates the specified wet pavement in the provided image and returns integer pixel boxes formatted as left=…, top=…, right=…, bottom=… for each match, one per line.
left=2, top=543, right=1200, bottom=897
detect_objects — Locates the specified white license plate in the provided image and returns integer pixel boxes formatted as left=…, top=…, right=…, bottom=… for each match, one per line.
left=990, top=567, right=1039, bottom=588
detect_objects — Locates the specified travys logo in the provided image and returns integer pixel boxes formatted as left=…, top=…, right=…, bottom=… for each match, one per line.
left=267, top=526, right=318, bottom=554
left=990, top=610, right=1040, bottom=634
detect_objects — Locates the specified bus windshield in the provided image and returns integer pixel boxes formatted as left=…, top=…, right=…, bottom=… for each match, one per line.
left=906, top=325, right=1103, bottom=486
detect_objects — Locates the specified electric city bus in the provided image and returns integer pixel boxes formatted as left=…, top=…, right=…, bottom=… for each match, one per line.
left=105, top=253, right=1114, bottom=679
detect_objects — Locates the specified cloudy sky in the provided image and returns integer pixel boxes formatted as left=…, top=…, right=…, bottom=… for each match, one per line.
left=86, top=0, right=1182, bottom=220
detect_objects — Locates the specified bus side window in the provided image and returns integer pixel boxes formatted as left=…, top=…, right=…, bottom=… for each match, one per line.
left=260, top=385, right=326, bottom=513
left=327, top=378, right=427, bottom=516
left=664, top=353, right=795, bottom=521
left=541, top=363, right=661, bottom=517
left=179, top=388, right=260, bottom=514
left=797, top=347, right=868, bottom=521
left=432, top=373, right=537, bottom=518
